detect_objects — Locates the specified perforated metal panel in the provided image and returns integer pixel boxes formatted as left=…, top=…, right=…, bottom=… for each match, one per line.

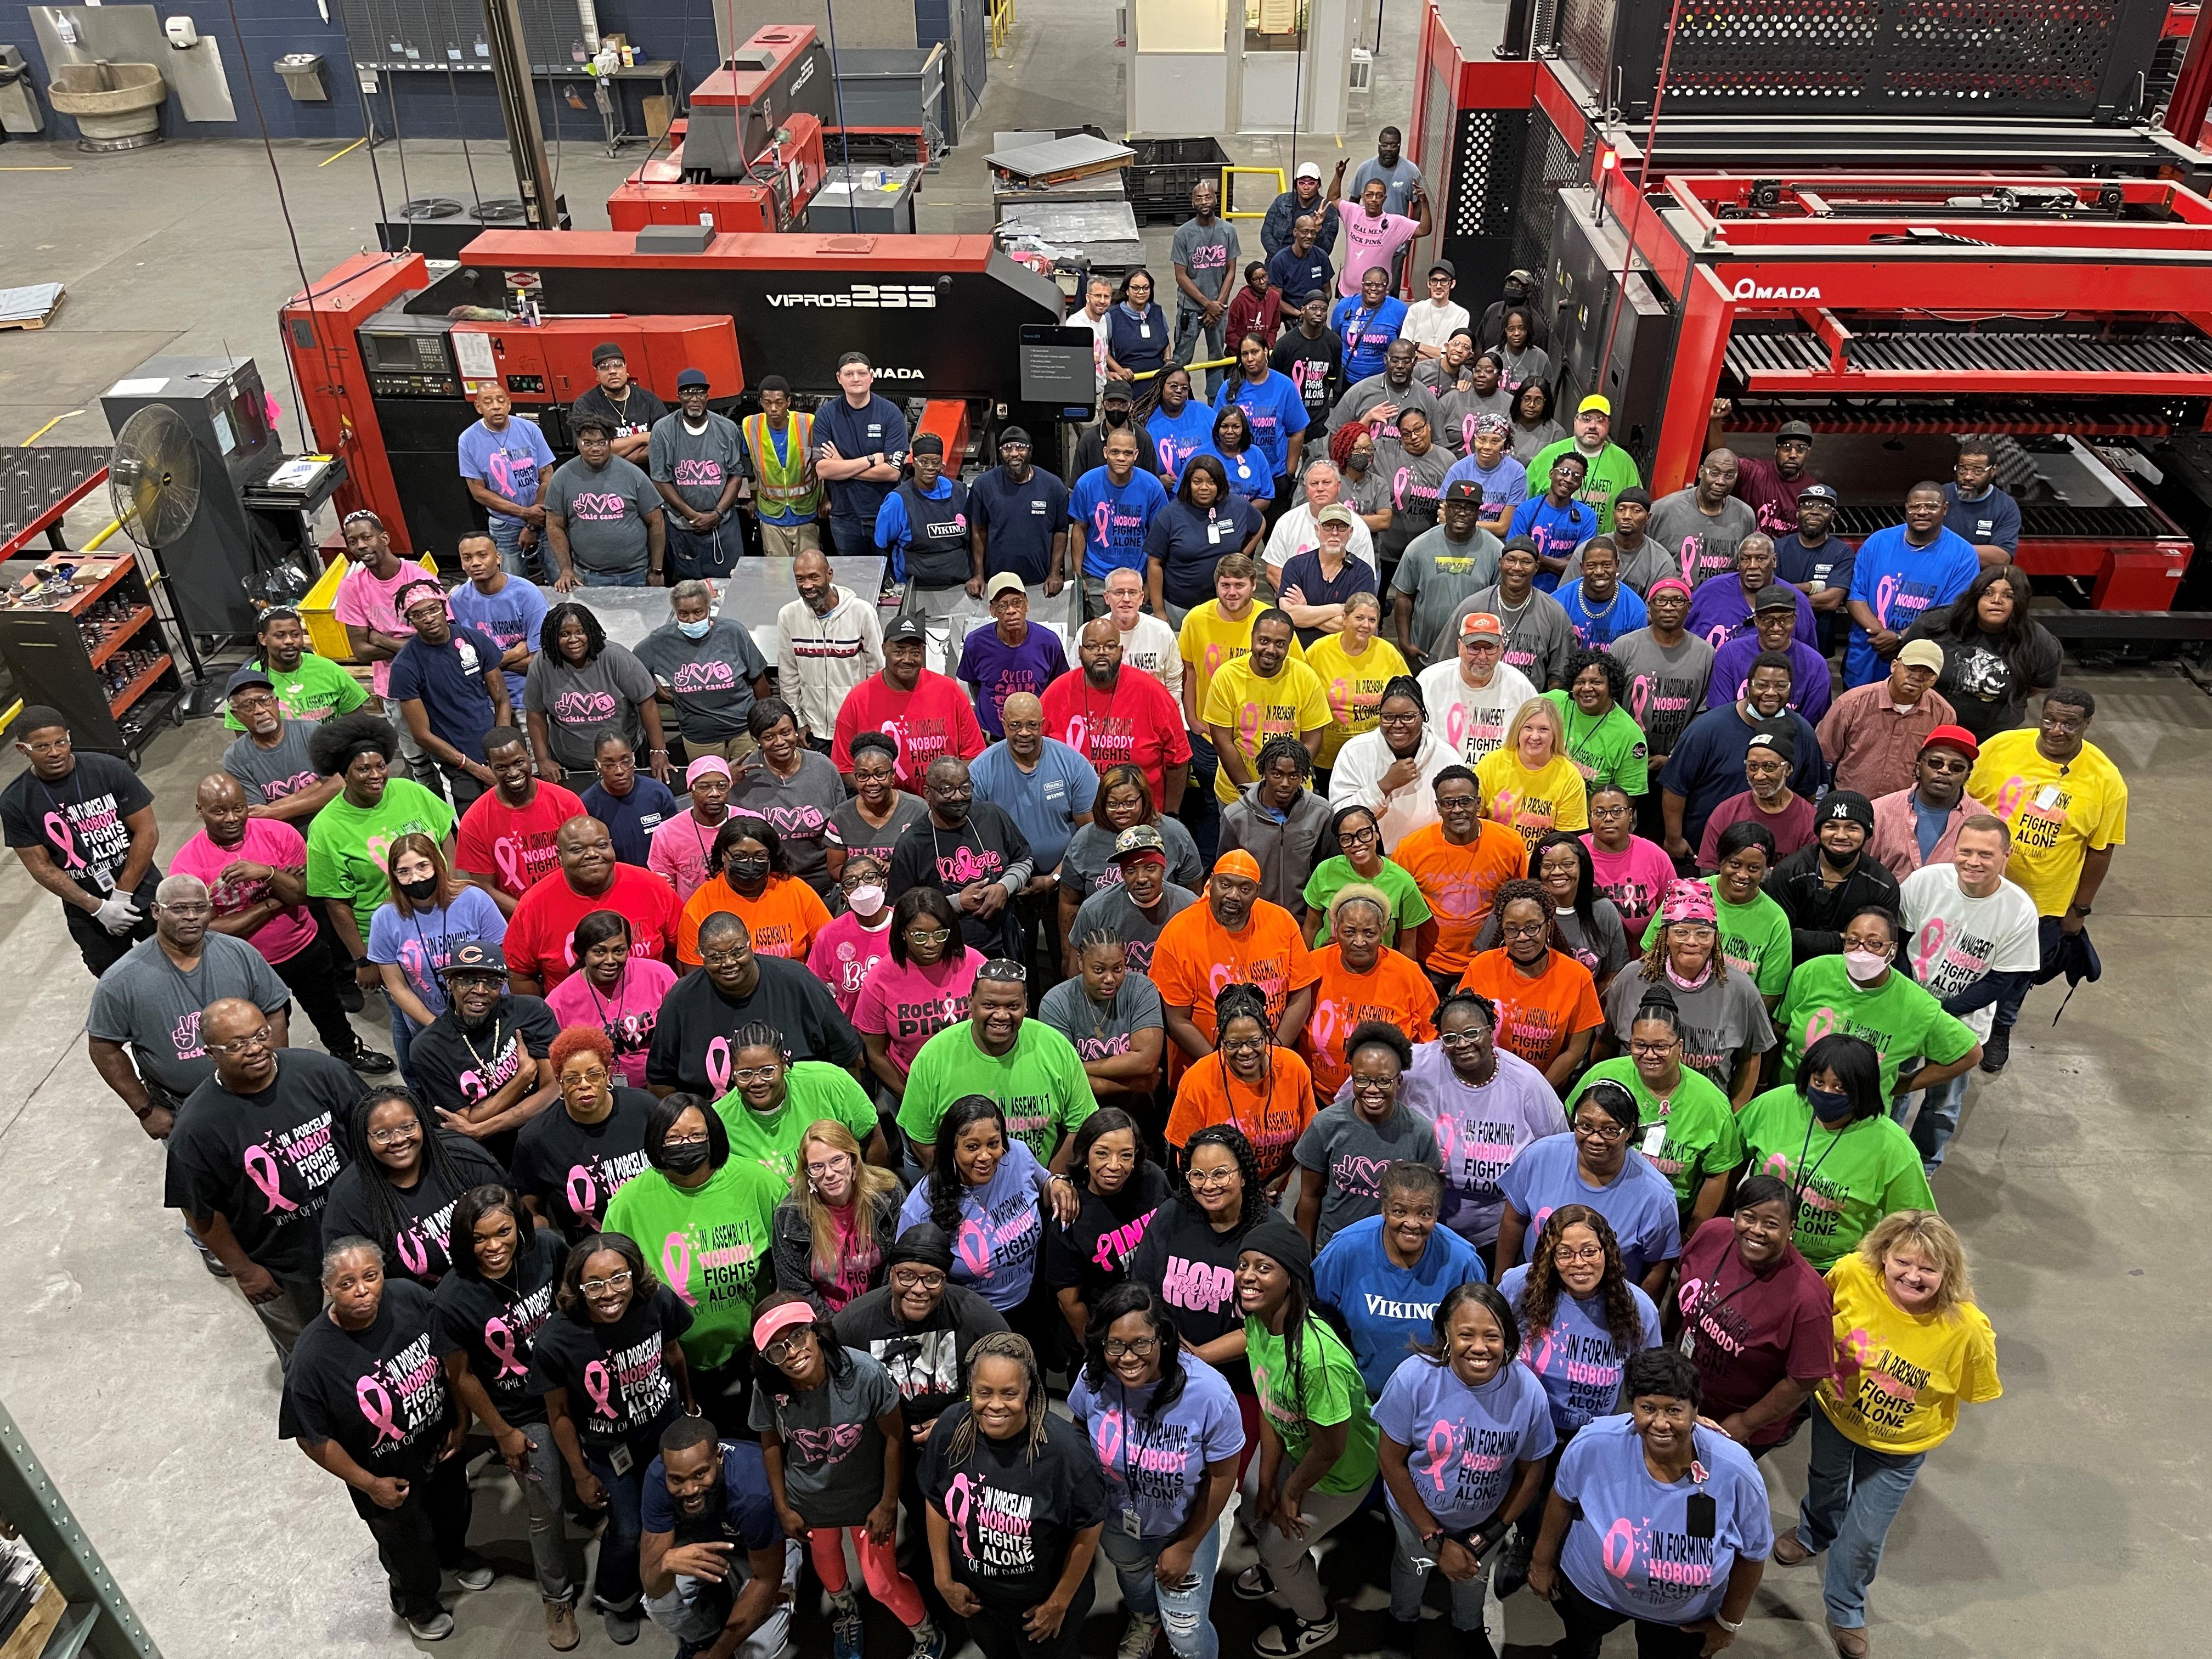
left=1514, top=108, right=1577, bottom=280
left=1449, top=110, right=1524, bottom=237
left=1554, top=0, right=1618, bottom=98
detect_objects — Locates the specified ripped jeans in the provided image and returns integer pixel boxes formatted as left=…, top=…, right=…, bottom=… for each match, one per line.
left=1097, top=1518, right=1223, bottom=1659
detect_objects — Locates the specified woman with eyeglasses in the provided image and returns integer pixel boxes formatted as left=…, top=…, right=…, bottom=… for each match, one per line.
left=749, top=1293, right=945, bottom=1659
left=541, top=910, right=677, bottom=1090
left=825, top=732, right=932, bottom=878
left=1495, top=1080, right=1681, bottom=1298
left=772, top=1119, right=904, bottom=1311
left=1456, top=877, right=1604, bottom=1093
left=1300, top=887, right=1439, bottom=1101
left=529, top=1230, right=698, bottom=1645
left=508, top=1026, right=657, bottom=1244
left=1526, top=1348, right=1770, bottom=1657
left=1772, top=904, right=1982, bottom=1108
left=434, top=1183, right=580, bottom=1645
left=1735, top=1032, right=1937, bottom=1274
left=1599, top=879, right=1773, bottom=1107
left=1301, top=802, right=1434, bottom=953
left=366, top=831, right=506, bottom=1088
left=1487, top=1204, right=1662, bottom=1600
left=320, top=1085, right=506, bottom=1288
left=1582, top=782, right=1677, bottom=948
left=1040, top=1106, right=1170, bottom=1347
left=1055, top=766, right=1206, bottom=941
left=806, top=854, right=898, bottom=1018
left=1578, top=984, right=1742, bottom=1235
left=856, top=888, right=986, bottom=1104
left=713, top=1019, right=888, bottom=1181
left=1374, top=1282, right=1554, bottom=1659
left=1473, top=830, right=1629, bottom=994
left=1164, top=983, right=1318, bottom=1195
left=1067, top=1284, right=1243, bottom=1659
left=282, top=1235, right=482, bottom=1642
left=1292, top=1022, right=1439, bottom=1250
left=678, top=819, right=832, bottom=969
left=603, top=1093, right=783, bottom=1426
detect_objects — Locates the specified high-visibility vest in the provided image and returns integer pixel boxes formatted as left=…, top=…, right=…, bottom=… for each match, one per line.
left=742, top=411, right=823, bottom=517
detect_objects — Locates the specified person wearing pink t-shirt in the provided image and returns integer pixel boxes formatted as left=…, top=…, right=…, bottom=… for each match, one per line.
left=1324, top=159, right=1431, bottom=299
left=543, top=909, right=679, bottom=1087
left=331, top=510, right=442, bottom=699
left=805, top=855, right=896, bottom=1018
left=647, top=753, right=735, bottom=901
left=853, top=889, right=985, bottom=1098
left=1582, top=784, right=1680, bottom=946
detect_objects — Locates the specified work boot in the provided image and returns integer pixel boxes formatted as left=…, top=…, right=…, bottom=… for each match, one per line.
left=1978, top=1024, right=2011, bottom=1074
left=544, top=1601, right=579, bottom=1651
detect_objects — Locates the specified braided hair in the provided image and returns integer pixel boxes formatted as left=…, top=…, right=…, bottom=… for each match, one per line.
left=728, top=1021, right=789, bottom=1065
left=947, top=1331, right=1051, bottom=1467
left=1514, top=1203, right=1644, bottom=1359
left=342, top=1087, right=484, bottom=1280
left=1254, top=732, right=1314, bottom=787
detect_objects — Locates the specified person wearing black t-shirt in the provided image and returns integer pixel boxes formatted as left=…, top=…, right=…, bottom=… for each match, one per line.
left=530, top=1231, right=699, bottom=1645
left=1041, top=1108, right=1170, bottom=1351
left=434, top=1185, right=580, bottom=1644
left=646, top=913, right=863, bottom=1097
left=571, top=343, right=670, bottom=466
left=510, top=1026, right=657, bottom=1242
left=165, top=997, right=369, bottom=1356
left=406, top=941, right=560, bottom=1163
left=1272, top=290, right=1345, bottom=441
left=1, top=707, right=161, bottom=975
left=640, top=1420, right=799, bottom=1659
left=321, top=1086, right=507, bottom=1286
left=281, top=1238, right=479, bottom=1640
left=884, top=757, right=1036, bottom=957
left=921, top=1333, right=1110, bottom=1659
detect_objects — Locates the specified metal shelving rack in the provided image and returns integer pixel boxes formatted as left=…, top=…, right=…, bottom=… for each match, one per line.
left=0, top=1401, right=160, bottom=1659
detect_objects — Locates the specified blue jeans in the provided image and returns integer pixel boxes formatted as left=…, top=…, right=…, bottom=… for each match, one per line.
left=1796, top=1409, right=1927, bottom=1630
left=585, top=1448, right=649, bottom=1611
left=1173, top=306, right=1227, bottom=396
left=828, top=514, right=875, bottom=559
left=1893, top=1073, right=1970, bottom=1171
left=1388, top=1506, right=1490, bottom=1632
left=1098, top=1520, right=1221, bottom=1659
left=580, top=567, right=648, bottom=588
left=489, top=518, right=547, bottom=582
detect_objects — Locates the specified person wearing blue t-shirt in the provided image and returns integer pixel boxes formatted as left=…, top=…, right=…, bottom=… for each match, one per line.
left=639, top=1426, right=797, bottom=1658
left=968, top=695, right=1099, bottom=873
left=1441, top=414, right=1529, bottom=536
left=448, top=531, right=548, bottom=704
left=456, top=386, right=556, bottom=578
left=1940, top=440, right=2021, bottom=555
left=1216, top=338, right=1310, bottom=491
left=386, top=575, right=510, bottom=815
left=1146, top=368, right=1220, bottom=488
left=1506, top=452, right=1600, bottom=594
left=1492, top=1079, right=1680, bottom=1294
left=1070, top=429, right=1173, bottom=616
left=1331, top=269, right=1409, bottom=383
left=1554, top=538, right=1649, bottom=649
left=1312, top=1166, right=1486, bottom=1397
left=1843, top=483, right=1982, bottom=689
left=968, top=428, right=1070, bottom=601
left=813, top=353, right=911, bottom=558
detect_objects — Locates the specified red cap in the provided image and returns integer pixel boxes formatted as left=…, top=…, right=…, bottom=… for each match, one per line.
left=1921, top=724, right=1979, bottom=761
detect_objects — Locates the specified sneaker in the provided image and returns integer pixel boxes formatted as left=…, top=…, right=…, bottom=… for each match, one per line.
left=1117, top=1611, right=1161, bottom=1659
left=602, top=1602, right=641, bottom=1646
left=1772, top=1532, right=1817, bottom=1567
left=345, top=1046, right=398, bottom=1075
left=830, top=1596, right=864, bottom=1659
left=545, top=1601, right=580, bottom=1651
left=406, top=1612, right=454, bottom=1641
left=454, top=1561, right=495, bottom=1592
left=906, top=1621, right=946, bottom=1659
left=1231, top=1564, right=1278, bottom=1602
left=1491, top=1535, right=1533, bottom=1599
left=1252, top=1614, right=1338, bottom=1657
left=1978, top=1024, right=2011, bottom=1074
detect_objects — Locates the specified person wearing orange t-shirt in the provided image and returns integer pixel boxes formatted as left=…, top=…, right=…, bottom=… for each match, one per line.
left=1164, top=980, right=1318, bottom=1191
left=1300, top=886, right=1440, bottom=1099
left=1455, top=876, right=1601, bottom=1091
left=676, top=818, right=832, bottom=967
left=1392, top=763, right=1528, bottom=995
left=1150, top=850, right=1321, bottom=1074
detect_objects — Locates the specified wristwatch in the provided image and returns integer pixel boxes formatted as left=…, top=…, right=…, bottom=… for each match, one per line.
left=1420, top=1528, right=1446, bottom=1550
left=2067, top=902, right=2091, bottom=917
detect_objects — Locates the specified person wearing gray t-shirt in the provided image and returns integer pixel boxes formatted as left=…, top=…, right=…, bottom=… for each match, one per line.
left=222, top=718, right=326, bottom=811
left=1350, top=128, right=1425, bottom=216
left=1068, top=882, right=1197, bottom=977
left=87, top=890, right=292, bottom=1107
left=748, top=1333, right=904, bottom=1529
left=1392, top=496, right=1502, bottom=667
left=648, top=376, right=747, bottom=579
left=1037, top=968, right=1165, bottom=1067
left=1647, top=452, right=1759, bottom=589
left=1292, top=1088, right=1441, bottom=1250
left=546, top=421, right=664, bottom=586
left=1171, top=180, right=1243, bottom=396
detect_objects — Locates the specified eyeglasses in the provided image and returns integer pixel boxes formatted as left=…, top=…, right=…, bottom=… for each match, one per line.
left=663, top=1134, right=710, bottom=1153
left=890, top=1268, right=947, bottom=1291
left=764, top=1330, right=815, bottom=1364
left=905, top=927, right=953, bottom=946
left=1185, top=1166, right=1240, bottom=1188
left=730, top=1064, right=780, bottom=1085
left=1500, top=919, right=1549, bottom=939
left=1553, top=1244, right=1605, bottom=1265
left=1628, top=1039, right=1677, bottom=1057
left=1589, top=803, right=1633, bottom=819
left=581, top=1270, right=634, bottom=1294
left=205, top=1023, right=276, bottom=1057
left=1340, top=825, right=1380, bottom=846
left=1572, top=1119, right=1632, bottom=1141
left=1103, top=1335, right=1159, bottom=1359
left=1350, top=1078, right=1396, bottom=1097
left=366, top=1126, right=420, bottom=1147
left=563, top=1065, right=610, bottom=1085
left=929, top=782, right=975, bottom=799
left=804, top=1158, right=853, bottom=1180
left=1376, top=709, right=1422, bottom=725
left=701, top=949, right=751, bottom=970
left=1666, top=923, right=1717, bottom=940
left=1219, top=1035, right=1268, bottom=1054
left=1437, top=1029, right=1488, bottom=1048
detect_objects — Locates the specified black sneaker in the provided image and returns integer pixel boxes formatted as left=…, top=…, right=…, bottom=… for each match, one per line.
left=345, top=1047, right=398, bottom=1075
left=1978, top=1025, right=2011, bottom=1075
left=1386, top=1615, right=1421, bottom=1657
left=1232, top=1564, right=1278, bottom=1602
left=1491, top=1534, right=1533, bottom=1599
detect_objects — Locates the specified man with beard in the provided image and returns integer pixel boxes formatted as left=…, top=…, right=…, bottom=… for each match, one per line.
left=1611, top=578, right=1717, bottom=829
left=1706, top=585, right=1830, bottom=724
left=1328, top=337, right=1440, bottom=444
left=967, top=426, right=1069, bottom=609
left=1069, top=825, right=1200, bottom=976
left=639, top=1415, right=803, bottom=1659
left=1867, top=726, right=1993, bottom=879
left=503, top=816, right=684, bottom=994
left=1556, top=486, right=1675, bottom=597
left=1553, top=537, right=1649, bottom=650
left=1660, top=653, right=1824, bottom=864
left=1764, top=792, right=1901, bottom=963
left=225, top=605, right=369, bottom=729
left=885, top=756, right=1036, bottom=958
left=1150, top=849, right=1321, bottom=1060
left=406, top=941, right=561, bottom=1151
left=776, top=548, right=884, bottom=752
left=1393, top=482, right=1503, bottom=667
left=830, top=616, right=987, bottom=793
left=221, top=667, right=343, bottom=822
left=1440, top=539, right=1576, bottom=689
left=1769, top=482, right=1854, bottom=654
left=1219, top=735, right=1335, bottom=915
left=1728, top=418, right=1822, bottom=538
left=1417, top=611, right=1539, bottom=767
left=647, top=913, right=863, bottom=1097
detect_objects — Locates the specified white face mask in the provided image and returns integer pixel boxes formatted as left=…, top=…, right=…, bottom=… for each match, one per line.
left=847, top=885, right=886, bottom=916
left=1843, top=949, right=1889, bottom=985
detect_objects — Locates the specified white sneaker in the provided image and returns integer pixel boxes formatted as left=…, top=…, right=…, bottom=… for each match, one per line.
left=406, top=1611, right=455, bottom=1641
left=1253, top=1614, right=1338, bottom=1658
left=1118, top=1611, right=1162, bottom=1659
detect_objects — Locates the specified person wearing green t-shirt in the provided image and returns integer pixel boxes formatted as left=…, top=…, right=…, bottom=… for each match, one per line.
left=302, top=713, right=456, bottom=978
left=1736, top=1032, right=1936, bottom=1271
left=602, top=1095, right=783, bottom=1375
left=1581, top=1000, right=1742, bottom=1224
left=1528, top=398, right=1642, bottom=537
left=1774, top=908, right=1980, bottom=1099
left=1302, top=802, right=1434, bottom=948
left=1704, top=825, right=1793, bottom=1008
left=710, top=1028, right=889, bottom=1181
left=896, top=961, right=1096, bottom=1171
left=223, top=608, right=370, bottom=730
left=1234, top=1217, right=1378, bottom=1656
left=1544, top=651, right=1649, bottom=798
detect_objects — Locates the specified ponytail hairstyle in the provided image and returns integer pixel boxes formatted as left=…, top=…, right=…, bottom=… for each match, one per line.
left=949, top=1331, right=1051, bottom=1467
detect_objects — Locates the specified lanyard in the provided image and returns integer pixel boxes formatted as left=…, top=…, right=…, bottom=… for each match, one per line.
left=1788, top=1112, right=1850, bottom=1214
left=583, top=960, right=631, bottom=1042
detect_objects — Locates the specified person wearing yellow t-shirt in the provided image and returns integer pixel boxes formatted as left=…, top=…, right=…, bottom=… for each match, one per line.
left=1177, top=551, right=1307, bottom=830
left=1203, top=608, right=1331, bottom=806
left=1962, top=687, right=2125, bottom=1074
left=1474, top=695, right=1587, bottom=851
left=1302, top=591, right=1409, bottom=771
left=1776, top=1211, right=1999, bottom=1656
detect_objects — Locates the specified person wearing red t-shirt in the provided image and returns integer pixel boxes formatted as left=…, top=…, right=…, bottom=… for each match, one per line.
left=454, top=729, right=584, bottom=917
left=503, top=815, right=681, bottom=994
left=1726, top=418, right=1821, bottom=539
left=830, top=614, right=986, bottom=792
left=1040, top=617, right=1192, bottom=809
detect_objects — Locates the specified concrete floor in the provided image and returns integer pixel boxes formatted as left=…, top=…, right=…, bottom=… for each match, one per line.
left=5, top=0, right=2209, bottom=1655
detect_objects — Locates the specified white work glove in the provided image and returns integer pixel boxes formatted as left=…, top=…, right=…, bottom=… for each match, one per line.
left=91, top=893, right=143, bottom=935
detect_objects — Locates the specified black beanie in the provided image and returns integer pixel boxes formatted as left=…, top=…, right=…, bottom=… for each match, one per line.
left=887, top=1222, right=955, bottom=1271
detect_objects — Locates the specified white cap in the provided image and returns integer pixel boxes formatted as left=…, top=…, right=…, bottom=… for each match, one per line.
left=1295, top=161, right=1322, bottom=180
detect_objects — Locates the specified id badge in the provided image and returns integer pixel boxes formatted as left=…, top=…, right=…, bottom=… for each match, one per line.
left=1678, top=1325, right=1697, bottom=1358
left=1120, top=1507, right=1143, bottom=1539
left=1641, top=1124, right=1667, bottom=1157
left=1207, top=520, right=1225, bottom=545
left=2035, top=785, right=2062, bottom=810
left=1140, top=324, right=1152, bottom=339
left=608, top=1442, right=634, bottom=1477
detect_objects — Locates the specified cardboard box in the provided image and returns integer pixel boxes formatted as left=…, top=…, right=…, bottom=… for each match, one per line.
left=642, top=94, right=672, bottom=137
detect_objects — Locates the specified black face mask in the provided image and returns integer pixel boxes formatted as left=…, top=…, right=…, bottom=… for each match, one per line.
left=398, top=876, right=440, bottom=903
left=1103, top=407, right=1131, bottom=428
left=728, top=857, right=770, bottom=882
left=660, top=1139, right=712, bottom=1176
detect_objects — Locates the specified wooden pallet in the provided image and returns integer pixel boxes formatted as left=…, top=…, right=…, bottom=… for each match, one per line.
left=0, top=287, right=64, bottom=332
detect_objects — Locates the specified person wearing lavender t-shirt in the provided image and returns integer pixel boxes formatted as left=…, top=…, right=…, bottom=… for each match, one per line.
left=1494, top=1131, right=1680, bottom=1282
left=1497, top=1263, right=1662, bottom=1435
left=895, top=1133, right=1053, bottom=1311
left=1387, top=1008, right=1565, bottom=1254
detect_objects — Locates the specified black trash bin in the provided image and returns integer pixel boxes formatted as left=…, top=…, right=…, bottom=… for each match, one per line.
left=1125, top=137, right=1232, bottom=224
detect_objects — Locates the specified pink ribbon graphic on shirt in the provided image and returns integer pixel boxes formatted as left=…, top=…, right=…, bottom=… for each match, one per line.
left=954, top=1219, right=992, bottom=1279
left=1425, top=1420, right=1455, bottom=1497
left=662, top=1231, right=697, bottom=1305
left=583, top=1360, right=619, bottom=1419
left=1874, top=573, right=1902, bottom=627
left=484, top=1317, right=528, bottom=1378
left=1602, top=1516, right=1638, bottom=1578
left=242, top=1144, right=298, bottom=1214
left=42, top=814, right=86, bottom=869
left=357, top=1376, right=405, bottom=1446
left=395, top=1229, right=431, bottom=1278
left=493, top=836, right=527, bottom=892
left=566, top=1165, right=600, bottom=1224
left=705, top=1037, right=733, bottom=1098
left=1912, top=917, right=1948, bottom=979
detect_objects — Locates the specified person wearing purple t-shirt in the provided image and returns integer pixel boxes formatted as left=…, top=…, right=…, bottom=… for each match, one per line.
left=955, top=578, right=1070, bottom=738
left=1683, top=533, right=1817, bottom=651
left=1706, top=587, right=1832, bottom=724
left=1493, top=1079, right=1680, bottom=1293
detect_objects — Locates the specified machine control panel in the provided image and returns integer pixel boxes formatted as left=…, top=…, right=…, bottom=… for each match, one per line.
left=505, top=374, right=546, bottom=394
left=361, top=326, right=460, bottom=398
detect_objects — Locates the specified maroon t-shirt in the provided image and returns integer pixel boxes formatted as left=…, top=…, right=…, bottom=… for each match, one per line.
left=1733, top=456, right=1815, bottom=539
left=1673, top=1216, right=1835, bottom=1446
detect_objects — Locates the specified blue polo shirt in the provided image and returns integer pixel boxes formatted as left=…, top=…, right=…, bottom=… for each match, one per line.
left=967, top=737, right=1099, bottom=871
left=969, top=466, right=1070, bottom=586
left=813, top=393, right=911, bottom=524
left=387, top=625, right=504, bottom=763
left=580, top=775, right=680, bottom=867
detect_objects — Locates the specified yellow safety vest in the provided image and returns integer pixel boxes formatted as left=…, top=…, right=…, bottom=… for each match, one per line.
left=742, top=411, right=823, bottom=520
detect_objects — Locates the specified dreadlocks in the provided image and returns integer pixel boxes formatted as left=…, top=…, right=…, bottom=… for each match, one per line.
left=947, top=1331, right=1051, bottom=1466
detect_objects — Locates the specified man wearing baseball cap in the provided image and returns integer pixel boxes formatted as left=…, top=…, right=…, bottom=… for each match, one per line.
left=1770, top=481, right=1854, bottom=653
left=1395, top=478, right=1503, bottom=665
left=1697, top=720, right=1819, bottom=869
left=1066, top=823, right=1200, bottom=976
left=1865, top=724, right=1991, bottom=878
left=1263, top=160, right=1339, bottom=260
left=1403, top=257, right=1470, bottom=362
left=1706, top=582, right=1832, bottom=725
left=1818, top=637, right=1958, bottom=799
left=1728, top=416, right=1822, bottom=538
left=1765, top=789, right=1901, bottom=964
left=1416, top=610, right=1539, bottom=765
left=1526, top=392, right=1643, bottom=533
left=829, top=613, right=987, bottom=791
left=647, top=367, right=745, bottom=579
left=569, top=340, right=667, bottom=464
left=956, top=576, right=1068, bottom=740
left=408, top=939, right=563, bottom=1136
